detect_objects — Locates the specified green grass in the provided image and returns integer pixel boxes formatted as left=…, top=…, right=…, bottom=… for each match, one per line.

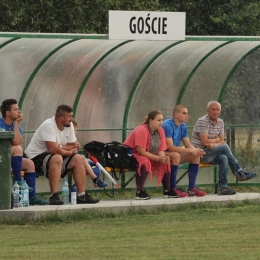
left=1, top=199, right=260, bottom=259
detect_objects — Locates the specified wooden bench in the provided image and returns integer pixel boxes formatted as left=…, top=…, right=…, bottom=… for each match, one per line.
left=103, top=163, right=219, bottom=193
left=19, top=159, right=219, bottom=194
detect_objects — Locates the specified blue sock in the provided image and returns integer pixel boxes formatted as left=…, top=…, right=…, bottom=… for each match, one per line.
left=170, top=165, right=179, bottom=190
left=24, top=172, right=36, bottom=198
left=11, top=156, right=23, bottom=182
left=92, top=166, right=101, bottom=178
left=188, top=163, right=199, bottom=190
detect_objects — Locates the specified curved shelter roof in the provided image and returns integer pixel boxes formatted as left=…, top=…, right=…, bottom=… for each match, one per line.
left=0, top=33, right=259, bottom=146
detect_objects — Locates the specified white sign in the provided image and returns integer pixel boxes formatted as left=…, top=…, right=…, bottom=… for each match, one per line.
left=109, top=10, right=185, bottom=41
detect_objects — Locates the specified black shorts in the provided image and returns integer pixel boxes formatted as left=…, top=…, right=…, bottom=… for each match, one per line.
left=31, top=152, right=76, bottom=179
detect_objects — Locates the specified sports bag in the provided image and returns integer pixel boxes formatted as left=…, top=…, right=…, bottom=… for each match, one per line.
left=104, top=141, right=133, bottom=172
left=83, top=141, right=106, bottom=165
left=83, top=140, right=137, bottom=172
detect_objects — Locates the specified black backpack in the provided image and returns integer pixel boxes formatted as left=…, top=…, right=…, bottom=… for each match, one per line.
left=83, top=141, right=137, bottom=177
left=83, top=141, right=106, bottom=166
left=104, top=141, right=132, bottom=171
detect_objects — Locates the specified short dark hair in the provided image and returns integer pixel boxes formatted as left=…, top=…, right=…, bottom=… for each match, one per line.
left=0, top=99, right=17, bottom=118
left=55, top=105, right=73, bottom=118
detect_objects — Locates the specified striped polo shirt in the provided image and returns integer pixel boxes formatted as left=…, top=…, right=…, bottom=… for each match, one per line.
left=191, top=114, right=224, bottom=148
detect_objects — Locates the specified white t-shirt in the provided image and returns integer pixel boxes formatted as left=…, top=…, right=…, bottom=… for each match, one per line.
left=25, top=116, right=75, bottom=159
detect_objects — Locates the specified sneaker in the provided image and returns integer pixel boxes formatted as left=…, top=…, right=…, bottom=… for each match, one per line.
left=18, top=181, right=33, bottom=192
left=236, top=170, right=257, bottom=181
left=77, top=193, right=99, bottom=204
left=163, top=190, right=178, bottom=198
left=94, top=178, right=108, bottom=188
left=49, top=193, right=64, bottom=205
left=188, top=187, right=206, bottom=197
left=30, top=195, right=49, bottom=205
left=172, top=188, right=189, bottom=198
left=218, top=186, right=236, bottom=196
left=135, top=190, right=150, bottom=200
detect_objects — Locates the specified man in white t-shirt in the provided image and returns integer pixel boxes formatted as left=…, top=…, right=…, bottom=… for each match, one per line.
left=25, top=105, right=99, bottom=205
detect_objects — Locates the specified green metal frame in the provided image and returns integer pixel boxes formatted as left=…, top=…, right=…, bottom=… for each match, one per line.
left=19, top=39, right=77, bottom=109
left=177, top=41, right=232, bottom=104
left=72, top=40, right=132, bottom=116
left=122, top=41, right=184, bottom=141
left=218, top=44, right=260, bottom=103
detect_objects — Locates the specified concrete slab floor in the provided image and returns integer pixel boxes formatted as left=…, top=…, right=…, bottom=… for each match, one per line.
left=1, top=192, right=260, bottom=222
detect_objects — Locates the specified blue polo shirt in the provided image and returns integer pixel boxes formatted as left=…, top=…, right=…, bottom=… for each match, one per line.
left=162, top=118, right=188, bottom=147
left=0, top=118, right=23, bottom=134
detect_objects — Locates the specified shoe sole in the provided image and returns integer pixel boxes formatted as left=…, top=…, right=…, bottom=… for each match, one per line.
left=188, top=194, right=206, bottom=197
left=30, top=203, right=50, bottom=205
left=135, top=197, right=150, bottom=200
left=175, top=193, right=189, bottom=198
left=188, top=192, right=206, bottom=197
left=49, top=202, right=64, bottom=205
left=77, top=200, right=100, bottom=204
left=237, top=175, right=256, bottom=181
left=218, top=193, right=236, bottom=196
left=163, top=195, right=178, bottom=198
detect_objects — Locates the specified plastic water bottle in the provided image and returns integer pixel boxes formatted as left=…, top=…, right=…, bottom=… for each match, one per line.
left=62, top=178, right=69, bottom=205
left=71, top=187, right=77, bottom=205
left=21, top=180, right=29, bottom=207
left=127, top=148, right=133, bottom=157
left=12, top=181, right=20, bottom=208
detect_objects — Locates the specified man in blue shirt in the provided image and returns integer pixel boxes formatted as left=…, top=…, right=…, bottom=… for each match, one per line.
left=162, top=104, right=206, bottom=197
left=0, top=99, right=49, bottom=205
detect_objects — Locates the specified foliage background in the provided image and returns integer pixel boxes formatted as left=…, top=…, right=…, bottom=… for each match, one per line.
left=0, top=0, right=260, bottom=35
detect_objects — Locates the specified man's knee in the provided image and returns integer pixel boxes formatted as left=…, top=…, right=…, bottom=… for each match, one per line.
left=49, top=154, right=63, bottom=165
left=167, top=152, right=180, bottom=163
left=11, top=145, right=23, bottom=156
left=22, top=158, right=35, bottom=172
left=219, top=144, right=231, bottom=152
left=70, top=154, right=84, bottom=164
left=218, top=154, right=228, bottom=164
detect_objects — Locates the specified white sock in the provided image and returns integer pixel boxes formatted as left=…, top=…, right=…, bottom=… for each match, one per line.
left=77, top=192, right=85, bottom=197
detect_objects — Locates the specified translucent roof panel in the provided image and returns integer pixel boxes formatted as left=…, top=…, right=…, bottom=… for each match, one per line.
left=0, top=37, right=13, bottom=46
left=0, top=36, right=259, bottom=147
left=0, top=38, right=70, bottom=102
left=221, top=47, right=260, bottom=125
left=76, top=40, right=176, bottom=143
left=180, top=41, right=260, bottom=125
left=126, top=41, right=227, bottom=130
left=21, top=39, right=124, bottom=145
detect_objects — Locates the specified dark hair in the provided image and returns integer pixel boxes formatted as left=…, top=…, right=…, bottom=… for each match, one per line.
left=55, top=105, right=73, bottom=118
left=0, top=99, right=18, bottom=118
left=143, top=110, right=163, bottom=124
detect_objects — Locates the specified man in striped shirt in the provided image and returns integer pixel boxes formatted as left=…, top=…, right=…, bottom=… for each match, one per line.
left=191, top=101, right=257, bottom=195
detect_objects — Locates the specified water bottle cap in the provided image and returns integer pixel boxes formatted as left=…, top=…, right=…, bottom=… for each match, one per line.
left=71, top=187, right=76, bottom=192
